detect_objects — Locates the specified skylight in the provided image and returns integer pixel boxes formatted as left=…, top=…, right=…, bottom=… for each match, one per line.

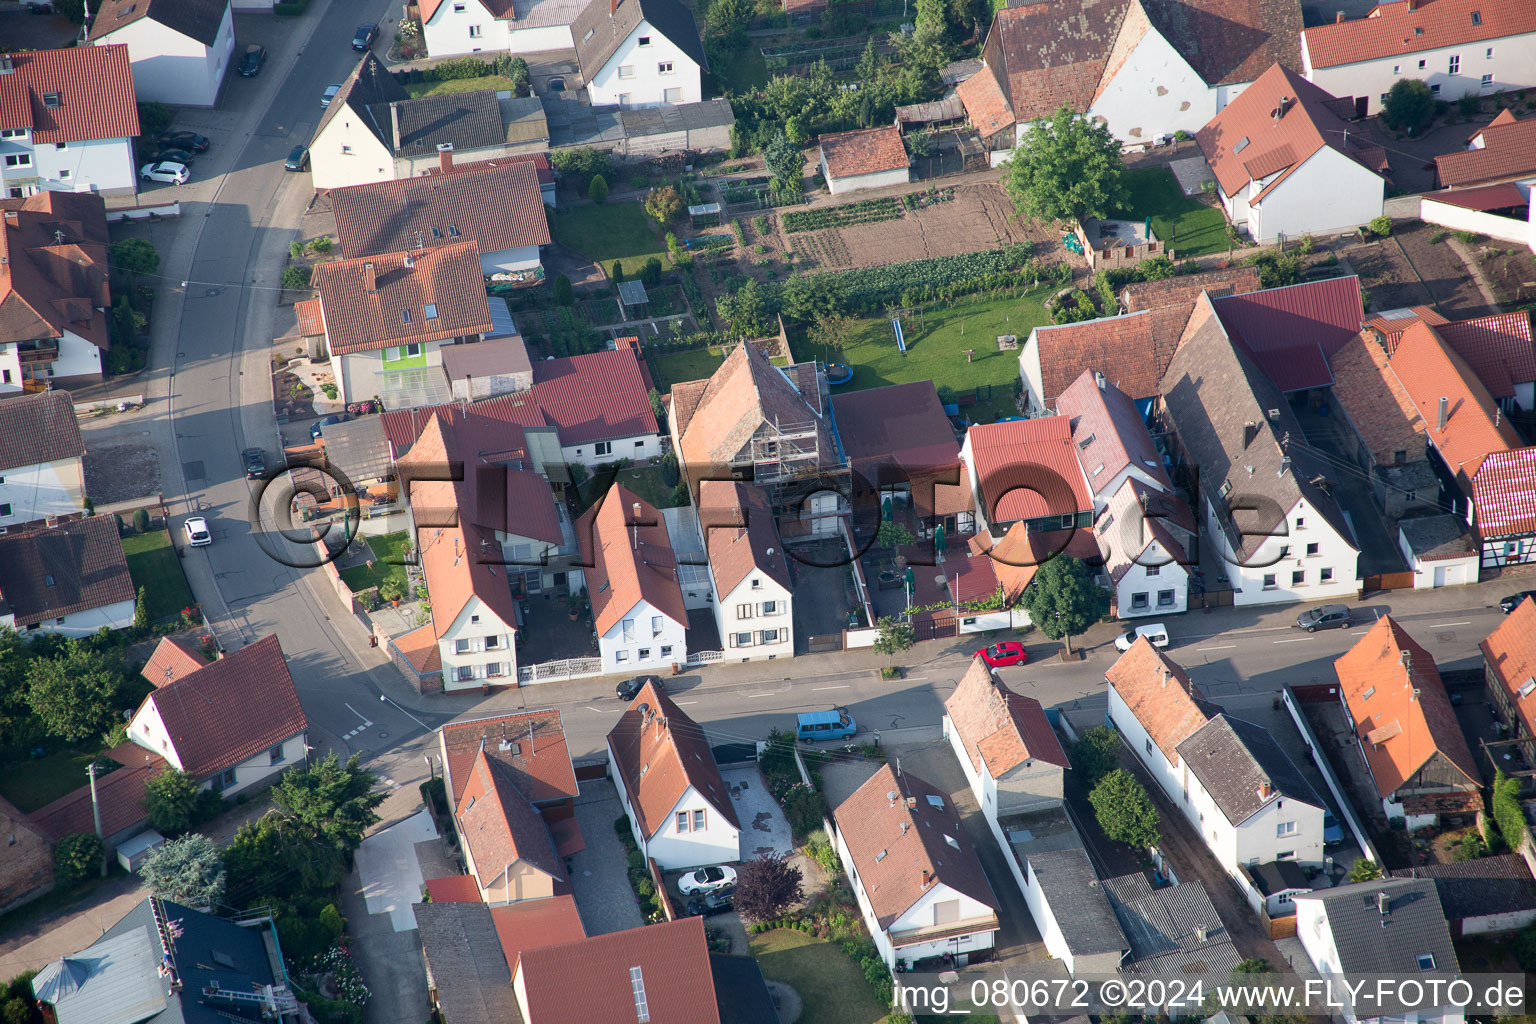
left=1519, top=678, right=1535, bottom=699
left=1234, top=137, right=1250, bottom=154
left=1471, top=10, right=1482, bottom=24
left=1363, top=686, right=1376, bottom=700
left=401, top=309, right=411, bottom=323
left=629, top=966, right=650, bottom=1023
left=944, top=834, right=960, bottom=850
left=926, top=794, right=944, bottom=809
left=424, top=303, right=439, bottom=319
left=448, top=224, right=460, bottom=237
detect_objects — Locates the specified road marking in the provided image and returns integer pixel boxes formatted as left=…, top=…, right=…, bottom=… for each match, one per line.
left=813, top=685, right=851, bottom=690
left=675, top=700, right=699, bottom=705
left=343, top=702, right=373, bottom=728
left=1429, top=621, right=1470, bottom=628
left=1196, top=645, right=1236, bottom=652
left=746, top=692, right=777, bottom=697
left=1179, top=625, right=1295, bottom=642
left=584, top=706, right=612, bottom=713
left=1273, top=638, right=1310, bottom=644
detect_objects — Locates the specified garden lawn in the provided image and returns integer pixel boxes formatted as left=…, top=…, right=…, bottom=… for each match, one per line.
left=575, top=464, right=682, bottom=512
left=1112, top=166, right=1229, bottom=258
left=802, top=287, right=1054, bottom=423
left=402, top=74, right=524, bottom=99
left=750, top=928, right=896, bottom=1024
left=337, top=531, right=413, bottom=593
left=121, top=529, right=195, bottom=623
left=651, top=346, right=726, bottom=393
left=550, top=200, right=672, bottom=277
left=0, top=744, right=104, bottom=813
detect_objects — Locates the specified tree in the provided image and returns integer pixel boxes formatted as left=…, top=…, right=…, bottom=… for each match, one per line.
left=25, top=641, right=123, bottom=742
left=872, top=616, right=915, bottom=667
left=611, top=260, right=625, bottom=284
left=808, top=311, right=857, bottom=355
left=781, top=273, right=847, bottom=322
left=1383, top=78, right=1434, bottom=135
left=1004, top=106, right=1127, bottom=223
left=877, top=519, right=914, bottom=553
left=644, top=185, right=684, bottom=226
left=913, top=0, right=948, bottom=46
left=1070, top=725, right=1120, bottom=789
left=705, top=0, right=756, bottom=52
left=1347, top=858, right=1382, bottom=883
left=1017, top=555, right=1101, bottom=653
left=763, top=129, right=804, bottom=191
left=492, top=54, right=531, bottom=96
left=271, top=753, right=386, bottom=858
left=1088, top=769, right=1160, bottom=850
left=141, top=834, right=226, bottom=908
left=716, top=278, right=774, bottom=338
left=732, top=853, right=803, bottom=923
left=54, top=833, right=103, bottom=889
left=53, top=0, right=85, bottom=24
left=552, top=274, right=574, bottom=306
left=223, top=814, right=342, bottom=906
left=109, top=238, right=160, bottom=285
left=588, top=173, right=610, bottom=204
left=639, top=257, right=664, bottom=288
left=1233, top=958, right=1274, bottom=975
left=143, top=768, right=202, bottom=834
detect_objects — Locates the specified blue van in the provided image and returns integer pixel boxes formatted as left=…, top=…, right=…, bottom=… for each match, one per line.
left=797, top=707, right=857, bottom=742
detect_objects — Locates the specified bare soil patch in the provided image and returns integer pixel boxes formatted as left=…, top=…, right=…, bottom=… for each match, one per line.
left=84, top=434, right=161, bottom=504
left=1392, top=220, right=1498, bottom=317
left=1472, top=242, right=1536, bottom=308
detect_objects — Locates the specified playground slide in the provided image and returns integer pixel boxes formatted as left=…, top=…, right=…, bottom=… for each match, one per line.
left=892, top=317, right=907, bottom=354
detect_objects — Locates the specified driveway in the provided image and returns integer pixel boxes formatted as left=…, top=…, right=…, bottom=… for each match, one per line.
left=569, top=779, right=647, bottom=935
left=1293, top=404, right=1408, bottom=576
left=354, top=809, right=437, bottom=932
left=723, top=766, right=794, bottom=860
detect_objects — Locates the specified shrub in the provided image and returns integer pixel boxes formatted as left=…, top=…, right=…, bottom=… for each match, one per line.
left=136, top=102, right=173, bottom=139
left=552, top=274, right=573, bottom=306
left=433, top=55, right=492, bottom=80
left=780, top=784, right=828, bottom=842
left=54, top=833, right=102, bottom=890
left=290, top=241, right=305, bottom=259
left=588, top=174, right=609, bottom=203
left=1368, top=216, right=1393, bottom=237
left=281, top=265, right=312, bottom=290
left=307, top=236, right=333, bottom=254
left=1457, top=91, right=1481, bottom=116
left=132, top=508, right=150, bottom=533
left=1348, top=859, right=1383, bottom=882
left=640, top=257, right=663, bottom=288
left=1455, top=230, right=1479, bottom=243
left=802, top=830, right=841, bottom=875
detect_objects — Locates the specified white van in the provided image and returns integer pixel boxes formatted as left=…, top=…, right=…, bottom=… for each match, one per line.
left=1114, top=622, right=1170, bottom=652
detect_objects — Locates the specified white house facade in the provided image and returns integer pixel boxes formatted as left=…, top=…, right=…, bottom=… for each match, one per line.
left=1085, top=2, right=1224, bottom=148
left=90, top=1, right=236, bottom=109
left=715, top=572, right=793, bottom=661
left=0, top=132, right=138, bottom=200
left=626, top=786, right=740, bottom=869
left=583, top=22, right=702, bottom=108
left=560, top=430, right=663, bottom=469
left=1112, top=538, right=1189, bottom=618
left=595, top=596, right=687, bottom=674
left=1227, top=146, right=1386, bottom=245
left=0, top=457, right=85, bottom=526
left=1, top=596, right=135, bottom=638
left=438, top=595, right=519, bottom=691
left=1302, top=27, right=1536, bottom=118
left=421, top=0, right=577, bottom=58
left=309, top=117, right=396, bottom=192
left=128, top=699, right=307, bottom=795
left=1202, top=496, right=1360, bottom=607
left=333, top=340, right=451, bottom=408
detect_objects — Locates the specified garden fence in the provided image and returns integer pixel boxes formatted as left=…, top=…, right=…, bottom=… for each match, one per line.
left=518, top=656, right=603, bottom=684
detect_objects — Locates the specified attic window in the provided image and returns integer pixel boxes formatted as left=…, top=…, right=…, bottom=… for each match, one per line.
left=944, top=834, right=960, bottom=849
left=42, top=92, right=60, bottom=108
left=583, top=28, right=594, bottom=42
left=424, top=303, right=438, bottom=319
left=1471, top=10, right=1481, bottom=23
left=1362, top=686, right=1376, bottom=700
left=875, top=849, right=888, bottom=861
left=431, top=226, right=442, bottom=239
left=1233, top=136, right=1250, bottom=154
left=211, top=950, right=235, bottom=969
left=1218, top=480, right=1233, bottom=498
left=1414, top=26, right=1423, bottom=35
left=402, top=309, right=412, bottom=323
left=1077, top=433, right=1096, bottom=450
left=1519, top=678, right=1536, bottom=699
left=448, top=224, right=460, bottom=237
left=1092, top=463, right=1105, bottom=476
left=45, top=575, right=55, bottom=586
left=1417, top=954, right=1435, bottom=971
left=926, top=794, right=944, bottom=809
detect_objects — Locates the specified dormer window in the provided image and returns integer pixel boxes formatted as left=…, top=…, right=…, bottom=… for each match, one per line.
left=1519, top=678, right=1535, bottom=699
left=42, top=92, right=60, bottom=109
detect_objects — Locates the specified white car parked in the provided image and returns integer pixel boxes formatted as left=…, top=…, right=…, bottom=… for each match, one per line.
left=678, top=864, right=736, bottom=895
left=1114, top=622, right=1170, bottom=652
left=183, top=516, right=212, bottom=548
left=140, top=161, right=190, bottom=184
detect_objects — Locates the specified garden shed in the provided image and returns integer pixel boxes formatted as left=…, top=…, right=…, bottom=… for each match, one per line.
left=688, top=202, right=722, bottom=227
left=617, top=280, right=650, bottom=317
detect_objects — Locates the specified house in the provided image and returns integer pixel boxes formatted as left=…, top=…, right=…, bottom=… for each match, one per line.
left=126, top=634, right=308, bottom=796
left=1334, top=616, right=1482, bottom=827
left=961, top=417, right=1093, bottom=537
left=1301, top=0, right=1536, bottom=118
left=28, top=741, right=168, bottom=849
left=1054, top=369, right=1172, bottom=509
left=89, top=0, right=234, bottom=108
left=1292, top=878, right=1463, bottom=1024
left=1399, top=515, right=1480, bottom=587
left=310, top=56, right=550, bottom=190
left=1388, top=320, right=1536, bottom=567
left=1391, top=309, right=1536, bottom=412
left=0, top=391, right=85, bottom=524
left=579, top=484, right=687, bottom=673
left=0, top=47, right=139, bottom=197
left=1196, top=64, right=1388, bottom=243
left=1105, top=637, right=1219, bottom=803
left=1018, top=265, right=1261, bottom=415
left=1102, top=873, right=1242, bottom=994
left=957, top=0, right=1301, bottom=163
left=308, top=241, right=493, bottom=407
left=1017, top=847, right=1128, bottom=976
left=32, top=897, right=298, bottom=1024
left=1160, top=294, right=1361, bottom=605
left=817, top=127, right=909, bottom=195
left=330, top=157, right=552, bottom=276
left=1481, top=596, right=1536, bottom=765
left=833, top=763, right=999, bottom=970
left=439, top=708, right=583, bottom=858
left=0, top=795, right=51, bottom=914
left=513, top=917, right=725, bottom=1023
left=419, top=0, right=583, bottom=59
left=1209, top=275, right=1366, bottom=394
left=1248, top=859, right=1313, bottom=917
left=571, top=0, right=706, bottom=109
left=531, top=348, right=662, bottom=467
left=943, top=656, right=1069, bottom=818
left=0, top=191, right=113, bottom=392
left=697, top=480, right=793, bottom=660
left=1391, top=855, right=1536, bottom=936
left=1436, top=108, right=1536, bottom=188
left=0, top=515, right=134, bottom=636
left=606, top=679, right=740, bottom=869
left=442, top=329, right=534, bottom=401
left=454, top=747, right=568, bottom=904
left=1327, top=331, right=1435, bottom=519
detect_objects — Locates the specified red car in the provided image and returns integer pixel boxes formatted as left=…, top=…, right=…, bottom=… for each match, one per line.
left=975, top=641, right=1027, bottom=667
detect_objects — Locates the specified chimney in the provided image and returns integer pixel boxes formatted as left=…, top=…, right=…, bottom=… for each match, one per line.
left=1437, top=396, right=1448, bottom=431
left=1257, top=781, right=1273, bottom=800
left=906, top=796, right=917, bottom=809
left=1242, top=421, right=1259, bottom=448
left=1406, top=0, right=1416, bottom=10
left=631, top=501, right=642, bottom=549
left=439, top=146, right=454, bottom=174
left=1095, top=370, right=1107, bottom=390
left=1400, top=648, right=1411, bottom=671
left=1161, top=666, right=1170, bottom=687
left=1377, top=891, right=1391, bottom=915
left=1336, top=10, right=1344, bottom=22
left=610, top=0, right=618, bottom=13
left=888, top=790, right=898, bottom=808
left=921, top=868, right=931, bottom=887
left=1278, top=455, right=1291, bottom=477
left=363, top=262, right=377, bottom=293
left=896, top=757, right=901, bottom=777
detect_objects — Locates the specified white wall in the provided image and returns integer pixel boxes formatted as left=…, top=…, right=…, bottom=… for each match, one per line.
left=480, top=243, right=544, bottom=275
left=423, top=0, right=512, bottom=57
left=439, top=595, right=518, bottom=690
left=1303, top=31, right=1536, bottom=117
left=585, top=22, right=701, bottom=108
left=22, top=135, right=139, bottom=196
left=562, top=432, right=662, bottom=467
left=0, top=457, right=85, bottom=525
left=335, top=341, right=450, bottom=406
left=1462, top=907, right=1536, bottom=936
left=598, top=597, right=687, bottom=673
left=1419, top=194, right=1535, bottom=252
left=209, top=733, right=307, bottom=795
left=1181, top=769, right=1325, bottom=874
left=1206, top=496, right=1359, bottom=607
left=1108, top=682, right=1190, bottom=811
left=3, top=597, right=134, bottom=638
left=94, top=6, right=234, bottom=108
left=1247, top=148, right=1385, bottom=243
left=129, top=695, right=305, bottom=794
left=310, top=118, right=396, bottom=191
left=1481, top=533, right=1536, bottom=570
left=1400, top=533, right=1479, bottom=589
left=1115, top=542, right=1188, bottom=619
left=1087, top=23, right=1214, bottom=146
left=888, top=881, right=997, bottom=964
left=715, top=572, right=793, bottom=662
left=819, top=155, right=909, bottom=195
left=643, top=788, right=740, bottom=869
left=53, top=332, right=104, bottom=382
left=508, top=23, right=578, bottom=54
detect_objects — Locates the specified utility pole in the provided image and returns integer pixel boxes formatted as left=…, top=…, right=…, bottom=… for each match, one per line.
left=87, top=762, right=106, bottom=878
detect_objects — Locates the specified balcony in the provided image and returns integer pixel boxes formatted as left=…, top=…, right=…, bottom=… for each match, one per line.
left=16, top=342, right=58, bottom=366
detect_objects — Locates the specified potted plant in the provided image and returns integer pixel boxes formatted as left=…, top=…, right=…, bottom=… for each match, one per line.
left=567, top=592, right=584, bottom=620
left=380, top=580, right=404, bottom=607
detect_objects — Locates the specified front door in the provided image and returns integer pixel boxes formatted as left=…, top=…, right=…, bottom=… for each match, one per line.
left=1355, top=96, right=1369, bottom=119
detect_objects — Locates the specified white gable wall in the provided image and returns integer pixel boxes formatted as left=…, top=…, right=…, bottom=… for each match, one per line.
left=129, top=699, right=183, bottom=770
left=439, top=595, right=518, bottom=691
left=0, top=455, right=86, bottom=525
left=1206, top=496, right=1359, bottom=606
left=310, top=117, right=396, bottom=191
left=584, top=21, right=701, bottom=108
left=94, top=5, right=235, bottom=108
left=1086, top=24, right=1214, bottom=146
left=53, top=331, right=105, bottom=383
left=563, top=432, right=662, bottom=468
left=26, top=135, right=139, bottom=196
left=716, top=571, right=793, bottom=662
left=2, top=597, right=134, bottom=638
left=1115, top=539, right=1189, bottom=618
left=423, top=0, right=513, bottom=57
left=1248, top=148, right=1385, bottom=243
left=643, top=787, right=740, bottom=869
left=597, top=596, right=687, bottom=673
left=887, top=880, right=997, bottom=964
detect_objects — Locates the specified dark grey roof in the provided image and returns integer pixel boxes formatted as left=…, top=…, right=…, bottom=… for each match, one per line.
left=1026, top=849, right=1128, bottom=958
left=1391, top=855, right=1536, bottom=920
left=1250, top=859, right=1311, bottom=897
left=1293, top=878, right=1459, bottom=976
left=618, top=280, right=649, bottom=306
left=710, top=954, right=782, bottom=1024
left=1398, top=514, right=1478, bottom=560
left=395, top=90, right=508, bottom=155
left=1175, top=714, right=1325, bottom=827
left=318, top=54, right=410, bottom=153
left=318, top=414, right=392, bottom=487
left=1102, top=876, right=1229, bottom=961
left=545, top=97, right=733, bottom=148
left=0, top=389, right=83, bottom=472
left=571, top=0, right=707, bottom=78
left=1160, top=304, right=1358, bottom=563
left=441, top=335, right=533, bottom=383
left=1122, top=940, right=1241, bottom=990
left=412, top=902, right=519, bottom=1024
left=90, top=0, right=227, bottom=47
left=499, top=95, right=551, bottom=145
left=621, top=98, right=734, bottom=135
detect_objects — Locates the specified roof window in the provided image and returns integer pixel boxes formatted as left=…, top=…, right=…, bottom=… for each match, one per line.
left=875, top=849, right=887, bottom=861
left=1233, top=136, right=1250, bottom=154
left=1471, top=10, right=1482, bottom=24
left=926, top=794, right=944, bottom=809
left=1414, top=25, right=1423, bottom=35
left=1417, top=954, right=1435, bottom=971
left=431, top=226, right=442, bottom=239
left=448, top=224, right=460, bottom=237
left=1362, top=686, right=1376, bottom=700
left=1077, top=433, right=1096, bottom=450
left=402, top=309, right=411, bottom=323
left=44, top=574, right=55, bottom=586
left=1519, top=678, right=1536, bottom=699
left=424, top=303, right=438, bottom=319
left=42, top=92, right=60, bottom=108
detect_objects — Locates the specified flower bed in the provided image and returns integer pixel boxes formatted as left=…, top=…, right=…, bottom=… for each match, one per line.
left=782, top=197, right=904, bottom=234
left=902, top=186, right=956, bottom=211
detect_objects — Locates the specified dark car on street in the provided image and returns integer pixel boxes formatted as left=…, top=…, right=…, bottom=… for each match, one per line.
left=243, top=448, right=266, bottom=480
left=238, top=44, right=266, bottom=77
left=616, top=674, right=663, bottom=701
left=352, top=24, right=378, bottom=51
left=157, top=131, right=210, bottom=152
left=1500, top=591, right=1536, bottom=614
left=284, top=145, right=310, bottom=172
left=1295, top=604, right=1351, bottom=632
left=685, top=891, right=733, bottom=917
left=155, top=147, right=196, bottom=167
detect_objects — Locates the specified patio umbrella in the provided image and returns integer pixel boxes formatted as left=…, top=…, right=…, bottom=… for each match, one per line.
left=882, top=496, right=893, bottom=521
left=905, top=566, right=915, bottom=590
left=932, top=522, right=945, bottom=556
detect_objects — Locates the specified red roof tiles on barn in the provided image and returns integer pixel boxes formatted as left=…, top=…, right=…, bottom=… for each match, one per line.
left=1211, top=276, right=1364, bottom=392
left=966, top=416, right=1093, bottom=523
left=818, top=126, right=909, bottom=179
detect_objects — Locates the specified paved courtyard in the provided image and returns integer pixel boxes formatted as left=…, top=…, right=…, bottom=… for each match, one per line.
left=723, top=766, right=794, bottom=860
left=568, top=779, right=647, bottom=935
left=354, top=809, right=437, bottom=932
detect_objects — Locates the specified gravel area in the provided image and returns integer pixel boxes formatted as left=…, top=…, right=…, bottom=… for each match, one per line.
left=83, top=433, right=162, bottom=503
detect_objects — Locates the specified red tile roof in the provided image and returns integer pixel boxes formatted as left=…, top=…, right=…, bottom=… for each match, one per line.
left=1389, top=321, right=1521, bottom=481
left=381, top=391, right=545, bottom=455
left=956, top=66, right=1015, bottom=138
left=424, top=874, right=483, bottom=902
left=0, top=46, right=140, bottom=143
left=1302, top=0, right=1536, bottom=70
left=606, top=679, right=739, bottom=839
left=0, top=515, right=134, bottom=623
left=29, top=745, right=168, bottom=841
left=1472, top=447, right=1536, bottom=540
left=1139, top=0, right=1301, bottom=88
left=1426, top=181, right=1529, bottom=211
left=140, top=636, right=207, bottom=688
left=1327, top=331, right=1427, bottom=465
left=89, top=0, right=229, bottom=46
left=138, top=634, right=308, bottom=780
left=1434, top=311, right=1536, bottom=400
left=979, top=0, right=1131, bottom=125
left=1334, top=616, right=1480, bottom=799
left=966, top=416, right=1092, bottom=523
left=833, top=381, right=970, bottom=517
left=578, top=484, right=687, bottom=637
left=1098, top=477, right=1193, bottom=583
left=0, top=191, right=112, bottom=351
left=1054, top=368, right=1171, bottom=497
left=1106, top=638, right=1212, bottom=760
left=1119, top=265, right=1262, bottom=312
left=440, top=708, right=578, bottom=805
left=310, top=242, right=492, bottom=356
left=1436, top=113, right=1536, bottom=187
left=456, top=749, right=566, bottom=890
left=1031, top=311, right=1181, bottom=404
left=1365, top=305, right=1449, bottom=349
left=1481, top=598, right=1536, bottom=746
left=950, top=550, right=1001, bottom=604
left=531, top=348, right=658, bottom=446
left=490, top=894, right=586, bottom=969
left=515, top=917, right=720, bottom=1024
left=818, top=126, right=909, bottom=179
left=697, top=480, right=791, bottom=596
left=1211, top=276, right=1364, bottom=392
left=945, top=658, right=1069, bottom=776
